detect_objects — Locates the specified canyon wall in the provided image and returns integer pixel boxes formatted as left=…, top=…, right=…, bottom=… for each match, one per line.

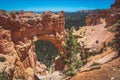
left=85, top=10, right=108, bottom=26
left=86, top=0, right=120, bottom=26
left=0, top=11, right=66, bottom=79
left=106, top=0, right=120, bottom=26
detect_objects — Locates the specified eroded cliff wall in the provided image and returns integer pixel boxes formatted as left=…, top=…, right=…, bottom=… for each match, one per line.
left=0, top=11, right=66, bottom=79
left=86, top=0, right=120, bottom=26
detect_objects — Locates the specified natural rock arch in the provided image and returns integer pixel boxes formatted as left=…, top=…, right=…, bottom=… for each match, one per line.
left=34, top=35, right=65, bottom=54
left=34, top=35, right=66, bottom=70
left=0, top=11, right=66, bottom=79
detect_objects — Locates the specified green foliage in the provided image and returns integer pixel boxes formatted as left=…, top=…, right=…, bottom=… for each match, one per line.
left=0, top=72, right=8, bottom=80
left=117, top=20, right=120, bottom=23
left=65, top=12, right=89, bottom=30
left=107, top=41, right=115, bottom=47
left=63, top=30, right=82, bottom=76
left=0, top=56, right=6, bottom=62
left=90, top=62, right=100, bottom=67
left=107, top=22, right=120, bottom=56
left=108, top=38, right=120, bottom=51
left=91, top=42, right=108, bottom=56
left=103, top=42, right=107, bottom=48
left=92, top=48, right=104, bottom=56
left=80, top=48, right=90, bottom=63
left=35, top=40, right=59, bottom=68
left=108, top=29, right=116, bottom=32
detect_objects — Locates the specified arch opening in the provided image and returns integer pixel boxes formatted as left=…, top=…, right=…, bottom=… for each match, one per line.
left=35, top=40, right=59, bottom=68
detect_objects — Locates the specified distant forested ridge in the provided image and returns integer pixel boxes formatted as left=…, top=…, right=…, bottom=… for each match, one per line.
left=65, top=10, right=97, bottom=29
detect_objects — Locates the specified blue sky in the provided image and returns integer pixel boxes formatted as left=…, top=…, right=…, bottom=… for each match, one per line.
left=0, top=0, right=114, bottom=12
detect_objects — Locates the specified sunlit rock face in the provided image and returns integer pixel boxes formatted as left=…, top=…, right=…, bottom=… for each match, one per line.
left=0, top=11, right=66, bottom=79
left=85, top=13, right=94, bottom=26
left=0, top=28, right=14, bottom=54
left=0, top=11, right=66, bottom=42
left=85, top=10, right=109, bottom=26
left=106, top=0, right=120, bottom=26
left=106, top=13, right=120, bottom=26
left=111, top=0, right=120, bottom=10
left=85, top=0, right=120, bottom=26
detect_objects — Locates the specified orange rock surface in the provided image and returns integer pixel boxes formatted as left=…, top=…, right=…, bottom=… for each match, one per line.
left=0, top=11, right=66, bottom=79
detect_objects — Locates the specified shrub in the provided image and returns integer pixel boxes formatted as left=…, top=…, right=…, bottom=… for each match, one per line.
left=108, top=28, right=116, bottom=32
left=96, top=40, right=99, bottom=44
left=0, top=56, right=6, bottom=62
left=0, top=72, right=8, bottom=80
left=92, top=48, right=104, bottom=56
left=108, top=22, right=120, bottom=56
left=90, top=62, right=100, bottom=66
left=117, top=20, right=120, bottom=23
left=103, top=42, right=106, bottom=48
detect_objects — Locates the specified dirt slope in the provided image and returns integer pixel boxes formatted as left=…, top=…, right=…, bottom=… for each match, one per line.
left=71, top=57, right=120, bottom=80
left=71, top=23, right=120, bottom=80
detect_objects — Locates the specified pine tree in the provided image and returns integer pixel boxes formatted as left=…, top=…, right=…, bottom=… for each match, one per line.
left=63, top=29, right=82, bottom=76
left=108, top=21, right=120, bottom=56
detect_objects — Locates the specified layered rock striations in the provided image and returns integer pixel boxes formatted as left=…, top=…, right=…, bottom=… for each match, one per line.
left=0, top=11, right=65, bottom=42
left=0, top=11, right=66, bottom=79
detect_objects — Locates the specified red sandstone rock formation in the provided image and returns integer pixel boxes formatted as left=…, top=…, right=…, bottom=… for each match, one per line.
left=86, top=0, right=120, bottom=26
left=0, top=11, right=66, bottom=79
left=0, top=28, right=14, bottom=54
left=106, top=0, right=120, bottom=26
left=85, top=10, right=109, bottom=26
left=85, top=13, right=94, bottom=26
left=111, top=0, right=120, bottom=10
left=0, top=11, right=66, bottom=42
left=106, top=13, right=120, bottom=26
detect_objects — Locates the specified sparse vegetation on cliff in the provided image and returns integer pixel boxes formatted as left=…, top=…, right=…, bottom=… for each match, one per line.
left=0, top=72, right=9, bottom=80
left=0, top=0, right=119, bottom=79
left=63, top=29, right=82, bottom=76
left=0, top=56, right=6, bottom=62
left=108, top=21, right=120, bottom=55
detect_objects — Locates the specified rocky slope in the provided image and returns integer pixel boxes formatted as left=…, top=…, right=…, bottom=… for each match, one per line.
left=71, top=57, right=120, bottom=80
left=0, top=0, right=119, bottom=80
left=74, top=23, right=114, bottom=50
left=0, top=11, right=66, bottom=80
left=71, top=0, right=120, bottom=80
